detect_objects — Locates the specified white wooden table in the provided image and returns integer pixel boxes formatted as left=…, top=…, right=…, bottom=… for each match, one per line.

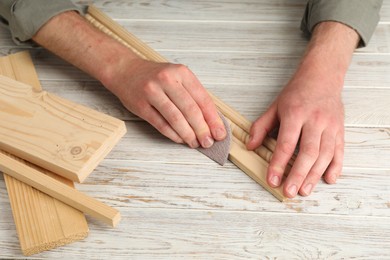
left=1, top=1, right=390, bottom=258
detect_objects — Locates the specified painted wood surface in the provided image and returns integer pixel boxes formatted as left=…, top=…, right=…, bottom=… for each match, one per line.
left=1, top=0, right=390, bottom=259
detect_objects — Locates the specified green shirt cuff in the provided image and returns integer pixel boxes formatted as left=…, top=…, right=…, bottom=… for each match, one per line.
left=301, top=0, right=383, bottom=48
left=1, top=0, right=82, bottom=44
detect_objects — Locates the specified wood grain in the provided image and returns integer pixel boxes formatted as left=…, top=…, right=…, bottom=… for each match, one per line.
left=33, top=80, right=390, bottom=128
left=0, top=75, right=126, bottom=182
left=82, top=0, right=390, bottom=22
left=1, top=1, right=390, bottom=258
left=0, top=151, right=120, bottom=227
left=0, top=51, right=89, bottom=256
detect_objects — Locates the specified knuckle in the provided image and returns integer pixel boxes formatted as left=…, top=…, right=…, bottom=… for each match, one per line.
left=174, top=64, right=190, bottom=74
left=279, top=141, right=296, bottom=156
left=185, top=102, right=200, bottom=116
left=286, top=104, right=304, bottom=117
left=300, top=144, right=319, bottom=159
left=156, top=68, right=173, bottom=83
left=154, top=120, right=170, bottom=134
left=143, top=82, right=158, bottom=95
left=321, top=147, right=334, bottom=160
left=169, top=110, right=182, bottom=124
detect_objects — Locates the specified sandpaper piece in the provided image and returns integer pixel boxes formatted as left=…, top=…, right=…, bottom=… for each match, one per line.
left=197, top=112, right=232, bottom=165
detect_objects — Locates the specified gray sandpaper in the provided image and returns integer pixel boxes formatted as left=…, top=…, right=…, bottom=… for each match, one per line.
left=197, top=112, right=231, bottom=165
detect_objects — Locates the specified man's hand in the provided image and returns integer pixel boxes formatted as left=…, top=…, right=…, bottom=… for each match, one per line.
left=247, top=22, right=359, bottom=198
left=33, top=11, right=226, bottom=148
left=102, top=58, right=227, bottom=148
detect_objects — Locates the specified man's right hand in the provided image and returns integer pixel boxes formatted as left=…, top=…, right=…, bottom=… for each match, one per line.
left=103, top=58, right=227, bottom=149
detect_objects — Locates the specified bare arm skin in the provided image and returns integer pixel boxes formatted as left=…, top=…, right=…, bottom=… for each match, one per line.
left=32, top=11, right=227, bottom=149
left=247, top=21, right=359, bottom=198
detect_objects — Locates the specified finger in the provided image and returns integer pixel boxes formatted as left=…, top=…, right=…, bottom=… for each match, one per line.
left=299, top=130, right=336, bottom=196
left=164, top=79, right=215, bottom=148
left=149, top=92, right=199, bottom=148
left=324, top=130, right=344, bottom=184
left=267, top=117, right=302, bottom=188
left=142, top=105, right=184, bottom=144
left=179, top=67, right=227, bottom=141
left=247, top=102, right=278, bottom=150
left=283, top=123, right=322, bottom=198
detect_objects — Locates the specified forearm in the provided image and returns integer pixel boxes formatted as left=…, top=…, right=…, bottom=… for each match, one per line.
left=296, top=21, right=360, bottom=91
left=32, top=11, right=140, bottom=95
left=32, top=10, right=226, bottom=149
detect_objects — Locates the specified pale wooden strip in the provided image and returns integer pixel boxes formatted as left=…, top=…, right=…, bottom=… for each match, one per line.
left=0, top=51, right=89, bottom=256
left=88, top=0, right=390, bottom=23
left=8, top=51, right=41, bottom=91
left=37, top=80, right=390, bottom=128
left=0, top=75, right=126, bottom=182
left=88, top=0, right=307, bottom=21
left=81, top=159, right=390, bottom=217
left=104, top=21, right=390, bottom=54
left=3, top=206, right=390, bottom=258
left=0, top=151, right=121, bottom=227
left=4, top=173, right=89, bottom=256
left=28, top=50, right=390, bottom=88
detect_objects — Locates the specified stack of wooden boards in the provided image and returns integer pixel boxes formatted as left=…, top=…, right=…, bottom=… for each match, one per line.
left=0, top=51, right=126, bottom=255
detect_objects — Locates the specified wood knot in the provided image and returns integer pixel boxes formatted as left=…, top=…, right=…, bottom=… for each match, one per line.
left=70, top=146, right=83, bottom=155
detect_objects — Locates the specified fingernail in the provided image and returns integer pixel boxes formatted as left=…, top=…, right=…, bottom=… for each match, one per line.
left=328, top=174, right=337, bottom=184
left=214, top=127, right=226, bottom=140
left=270, top=175, right=280, bottom=187
left=202, top=136, right=214, bottom=148
left=287, top=184, right=297, bottom=197
left=302, top=183, right=312, bottom=196
left=190, top=139, right=200, bottom=148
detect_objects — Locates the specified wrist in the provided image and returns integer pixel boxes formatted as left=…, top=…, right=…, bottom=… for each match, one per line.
left=290, top=21, right=359, bottom=92
left=98, top=45, right=143, bottom=96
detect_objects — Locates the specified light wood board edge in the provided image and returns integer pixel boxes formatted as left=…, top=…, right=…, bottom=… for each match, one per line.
left=0, top=51, right=89, bottom=256
left=0, top=151, right=121, bottom=227
left=85, top=6, right=287, bottom=201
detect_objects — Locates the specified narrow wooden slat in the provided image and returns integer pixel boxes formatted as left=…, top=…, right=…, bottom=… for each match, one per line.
left=0, top=74, right=126, bottom=182
left=4, top=51, right=41, bottom=91
left=86, top=6, right=286, bottom=201
left=0, top=151, right=121, bottom=227
left=0, top=51, right=89, bottom=256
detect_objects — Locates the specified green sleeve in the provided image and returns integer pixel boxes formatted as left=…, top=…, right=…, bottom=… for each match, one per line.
left=0, top=0, right=82, bottom=45
left=301, top=0, right=383, bottom=47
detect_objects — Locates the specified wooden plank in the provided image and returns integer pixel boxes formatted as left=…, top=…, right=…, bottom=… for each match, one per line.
left=26, top=49, right=390, bottom=89
left=0, top=51, right=89, bottom=256
left=87, top=0, right=390, bottom=23
left=100, top=20, right=390, bottom=54
left=85, top=5, right=286, bottom=201
left=0, top=151, right=121, bottom=227
left=2, top=206, right=390, bottom=258
left=0, top=51, right=41, bottom=91
left=79, top=159, right=390, bottom=217
left=88, top=0, right=307, bottom=21
left=0, top=75, right=126, bottom=182
left=36, top=80, right=390, bottom=128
